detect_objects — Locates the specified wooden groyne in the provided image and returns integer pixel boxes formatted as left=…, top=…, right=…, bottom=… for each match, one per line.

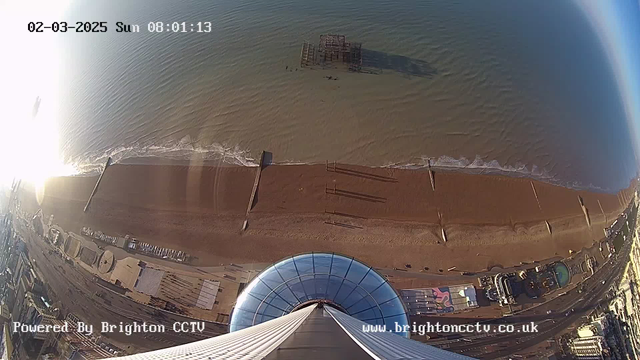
left=83, top=157, right=112, bottom=213
left=243, top=151, right=267, bottom=230
left=577, top=196, right=591, bottom=228
left=597, top=200, right=606, bottom=223
left=427, top=159, right=435, bottom=191
left=530, top=181, right=542, bottom=211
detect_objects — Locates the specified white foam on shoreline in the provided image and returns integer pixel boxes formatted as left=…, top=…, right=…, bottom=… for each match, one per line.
left=67, top=140, right=259, bottom=175
left=64, top=143, right=613, bottom=193
left=381, top=155, right=553, bottom=180
left=381, top=155, right=612, bottom=192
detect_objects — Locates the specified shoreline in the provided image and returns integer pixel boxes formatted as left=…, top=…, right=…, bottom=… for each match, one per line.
left=18, top=162, right=637, bottom=272
left=71, top=155, right=625, bottom=194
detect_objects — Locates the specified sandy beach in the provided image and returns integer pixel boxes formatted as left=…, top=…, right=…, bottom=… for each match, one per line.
left=19, top=163, right=636, bottom=273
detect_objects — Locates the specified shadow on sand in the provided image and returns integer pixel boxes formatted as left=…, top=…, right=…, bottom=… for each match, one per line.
left=361, top=49, right=437, bottom=78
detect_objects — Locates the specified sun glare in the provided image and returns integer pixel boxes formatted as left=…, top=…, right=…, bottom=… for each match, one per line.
left=0, top=0, right=76, bottom=189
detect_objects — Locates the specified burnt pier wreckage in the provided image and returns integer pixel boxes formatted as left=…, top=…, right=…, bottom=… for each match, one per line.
left=300, top=34, right=363, bottom=72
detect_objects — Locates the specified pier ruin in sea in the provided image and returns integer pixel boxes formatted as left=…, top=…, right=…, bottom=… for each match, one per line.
left=300, top=34, right=362, bottom=72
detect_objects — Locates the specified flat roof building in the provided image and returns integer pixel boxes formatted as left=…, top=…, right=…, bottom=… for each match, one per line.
left=570, top=336, right=608, bottom=359
left=401, top=284, right=479, bottom=315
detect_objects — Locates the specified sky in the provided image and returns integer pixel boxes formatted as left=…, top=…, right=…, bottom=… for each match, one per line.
left=574, top=0, right=640, bottom=165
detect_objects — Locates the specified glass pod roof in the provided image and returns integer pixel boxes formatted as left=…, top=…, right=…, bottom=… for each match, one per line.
left=229, top=253, right=409, bottom=337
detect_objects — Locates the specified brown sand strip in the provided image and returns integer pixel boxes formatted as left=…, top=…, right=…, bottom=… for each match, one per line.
left=20, top=163, right=635, bottom=272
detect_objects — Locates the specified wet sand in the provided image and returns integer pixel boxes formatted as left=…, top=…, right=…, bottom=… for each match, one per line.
left=20, top=163, right=636, bottom=272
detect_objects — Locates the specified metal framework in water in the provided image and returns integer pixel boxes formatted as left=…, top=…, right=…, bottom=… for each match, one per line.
left=300, top=34, right=362, bottom=72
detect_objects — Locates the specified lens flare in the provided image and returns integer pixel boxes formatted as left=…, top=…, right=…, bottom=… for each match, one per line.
left=0, top=0, right=77, bottom=189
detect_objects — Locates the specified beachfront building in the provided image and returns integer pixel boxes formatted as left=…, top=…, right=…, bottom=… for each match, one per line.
left=109, top=253, right=473, bottom=359
left=570, top=336, right=609, bottom=359
left=45, top=316, right=117, bottom=359
left=570, top=312, right=633, bottom=360
left=1, top=324, right=14, bottom=360
left=494, top=273, right=516, bottom=306
left=8, top=291, right=58, bottom=358
left=400, top=284, right=479, bottom=315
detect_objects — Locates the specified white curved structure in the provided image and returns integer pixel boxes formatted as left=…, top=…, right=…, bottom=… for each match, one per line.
left=110, top=253, right=474, bottom=359
left=110, top=303, right=473, bottom=360
left=229, top=253, right=411, bottom=337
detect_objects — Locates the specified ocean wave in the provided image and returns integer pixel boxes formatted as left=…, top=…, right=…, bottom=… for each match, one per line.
left=67, top=137, right=259, bottom=175
left=381, top=155, right=554, bottom=178
left=381, top=155, right=612, bottom=192
left=65, top=143, right=612, bottom=192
